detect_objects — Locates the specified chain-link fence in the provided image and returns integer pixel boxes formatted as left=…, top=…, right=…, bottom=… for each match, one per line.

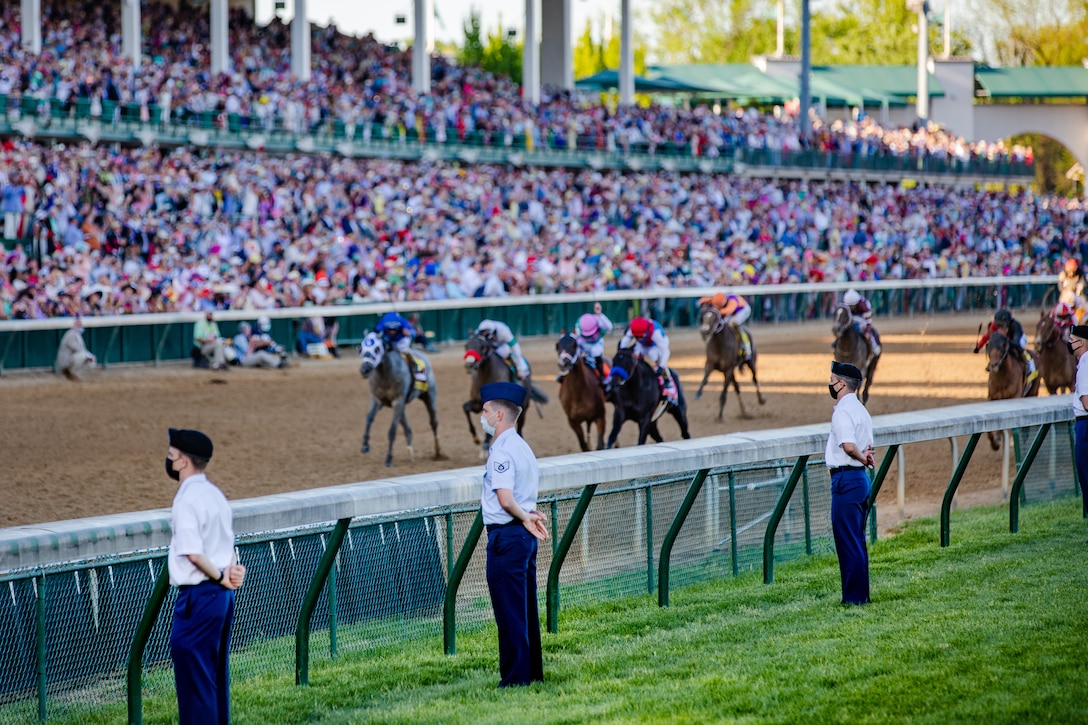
left=0, top=438, right=1077, bottom=723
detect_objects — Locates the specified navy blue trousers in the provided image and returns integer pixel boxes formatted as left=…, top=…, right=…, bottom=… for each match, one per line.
left=831, top=469, right=871, bottom=605
left=171, top=581, right=235, bottom=725
left=1076, top=419, right=1088, bottom=518
left=485, top=525, right=543, bottom=687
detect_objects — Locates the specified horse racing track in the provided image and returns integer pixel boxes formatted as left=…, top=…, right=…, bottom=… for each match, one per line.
left=1, top=313, right=1029, bottom=532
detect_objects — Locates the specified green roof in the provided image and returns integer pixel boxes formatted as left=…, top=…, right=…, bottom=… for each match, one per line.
left=975, top=66, right=1088, bottom=98
left=811, top=65, right=943, bottom=101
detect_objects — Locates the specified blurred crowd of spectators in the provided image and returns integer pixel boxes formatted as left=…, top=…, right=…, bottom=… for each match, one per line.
left=0, top=0, right=1033, bottom=164
left=0, top=137, right=1078, bottom=320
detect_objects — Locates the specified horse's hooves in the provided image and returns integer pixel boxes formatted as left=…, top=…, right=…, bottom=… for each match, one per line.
left=758, top=397, right=766, bottom=406
left=693, top=392, right=702, bottom=401
left=406, top=446, right=415, bottom=459
left=434, top=453, right=448, bottom=461
left=478, top=450, right=488, bottom=460
left=361, top=446, right=370, bottom=454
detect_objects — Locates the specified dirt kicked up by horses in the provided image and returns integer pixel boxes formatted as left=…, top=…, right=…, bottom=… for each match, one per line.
left=832, top=304, right=880, bottom=405
left=462, top=332, right=549, bottom=455
left=358, top=332, right=444, bottom=467
left=694, top=305, right=765, bottom=421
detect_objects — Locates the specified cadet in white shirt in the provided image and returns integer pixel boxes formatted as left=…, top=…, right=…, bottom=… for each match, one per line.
left=1068, top=325, right=1088, bottom=519
left=826, top=361, right=875, bottom=605
left=166, top=428, right=246, bottom=725
left=479, top=382, right=549, bottom=687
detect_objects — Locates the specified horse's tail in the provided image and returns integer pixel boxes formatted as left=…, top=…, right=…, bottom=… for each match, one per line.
left=528, top=385, right=549, bottom=405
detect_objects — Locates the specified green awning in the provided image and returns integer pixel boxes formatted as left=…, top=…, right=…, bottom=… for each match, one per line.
left=975, top=66, right=1088, bottom=98
left=574, top=69, right=714, bottom=93
left=811, top=65, right=943, bottom=101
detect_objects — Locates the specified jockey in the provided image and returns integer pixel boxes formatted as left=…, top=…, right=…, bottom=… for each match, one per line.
left=1058, top=258, right=1088, bottom=323
left=574, top=303, right=613, bottom=380
left=699, top=292, right=753, bottom=360
left=475, top=319, right=530, bottom=380
left=842, top=288, right=882, bottom=356
left=1052, top=301, right=1076, bottom=338
left=374, top=311, right=413, bottom=353
left=618, top=316, right=677, bottom=403
left=975, top=308, right=1038, bottom=384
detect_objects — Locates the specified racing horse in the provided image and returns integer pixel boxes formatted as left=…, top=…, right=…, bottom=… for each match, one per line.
left=1034, top=312, right=1075, bottom=395
left=986, top=330, right=1041, bottom=451
left=832, top=304, right=880, bottom=405
left=463, top=332, right=549, bottom=454
left=605, top=347, right=691, bottom=448
left=694, top=305, right=766, bottom=421
left=359, top=332, right=443, bottom=467
left=556, top=332, right=608, bottom=451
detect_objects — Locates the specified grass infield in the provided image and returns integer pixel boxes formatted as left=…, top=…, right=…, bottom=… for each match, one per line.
left=64, top=499, right=1088, bottom=725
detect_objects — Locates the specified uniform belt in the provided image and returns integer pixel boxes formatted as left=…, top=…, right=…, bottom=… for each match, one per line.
left=1076, top=415, right=1088, bottom=422
left=486, top=520, right=522, bottom=533
left=178, top=580, right=220, bottom=591
left=828, top=465, right=864, bottom=475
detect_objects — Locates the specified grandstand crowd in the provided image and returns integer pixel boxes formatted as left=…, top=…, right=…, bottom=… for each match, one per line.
left=0, top=0, right=1070, bottom=320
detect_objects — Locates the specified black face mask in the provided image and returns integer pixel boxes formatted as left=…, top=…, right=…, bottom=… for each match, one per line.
left=165, top=456, right=180, bottom=481
left=1068, top=342, right=1077, bottom=356
left=829, top=383, right=840, bottom=400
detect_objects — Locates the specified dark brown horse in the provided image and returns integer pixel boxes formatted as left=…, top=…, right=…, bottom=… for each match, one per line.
left=556, top=333, right=607, bottom=451
left=462, top=332, right=548, bottom=454
left=694, top=306, right=765, bottom=421
left=832, top=304, right=879, bottom=405
left=986, top=331, right=1041, bottom=450
left=1034, top=313, right=1075, bottom=395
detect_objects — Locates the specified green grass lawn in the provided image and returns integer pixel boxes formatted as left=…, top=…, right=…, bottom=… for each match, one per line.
left=68, top=500, right=1088, bottom=725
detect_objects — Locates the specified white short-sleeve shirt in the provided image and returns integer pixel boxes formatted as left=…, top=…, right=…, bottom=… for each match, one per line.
left=825, top=393, right=874, bottom=468
left=168, top=473, right=236, bottom=586
left=481, top=428, right=540, bottom=525
left=1075, top=354, right=1088, bottom=416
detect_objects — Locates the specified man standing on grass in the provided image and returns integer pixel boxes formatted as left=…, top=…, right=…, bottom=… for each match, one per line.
left=826, top=361, right=875, bottom=605
left=1067, top=325, right=1088, bottom=519
left=479, top=381, right=549, bottom=687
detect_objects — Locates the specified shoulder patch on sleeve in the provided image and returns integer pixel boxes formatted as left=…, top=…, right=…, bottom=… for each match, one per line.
left=495, top=461, right=508, bottom=473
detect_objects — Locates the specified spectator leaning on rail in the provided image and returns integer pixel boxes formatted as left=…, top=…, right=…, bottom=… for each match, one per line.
left=1068, top=325, right=1088, bottom=520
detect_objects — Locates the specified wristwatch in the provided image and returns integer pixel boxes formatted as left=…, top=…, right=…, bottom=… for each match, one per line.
left=215, top=569, right=225, bottom=584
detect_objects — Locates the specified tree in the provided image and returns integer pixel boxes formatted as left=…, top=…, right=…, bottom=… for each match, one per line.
left=459, top=10, right=521, bottom=83
left=460, top=11, right=485, bottom=68
left=573, top=17, right=649, bottom=79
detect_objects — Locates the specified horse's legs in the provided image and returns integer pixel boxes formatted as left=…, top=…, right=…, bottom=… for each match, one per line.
left=695, top=363, right=711, bottom=401
left=644, top=419, right=664, bottom=444
left=592, top=415, right=606, bottom=450
left=731, top=372, right=747, bottom=418
left=385, top=400, right=409, bottom=467
left=398, top=399, right=415, bottom=460
left=424, top=393, right=443, bottom=460
left=361, top=396, right=382, bottom=454
left=747, top=357, right=766, bottom=405
left=463, top=400, right=481, bottom=446
left=606, top=406, right=625, bottom=449
left=568, top=416, right=590, bottom=452
left=717, top=370, right=729, bottom=422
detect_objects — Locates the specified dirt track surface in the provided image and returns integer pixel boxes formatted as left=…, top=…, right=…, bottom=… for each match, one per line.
left=1, top=313, right=1042, bottom=533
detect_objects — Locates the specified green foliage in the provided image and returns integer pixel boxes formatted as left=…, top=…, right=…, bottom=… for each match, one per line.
left=573, top=19, right=649, bottom=80
left=1012, top=133, right=1080, bottom=196
left=458, top=11, right=485, bottom=69
left=986, top=0, right=1088, bottom=66
left=64, top=498, right=1086, bottom=724
left=458, top=11, right=521, bottom=83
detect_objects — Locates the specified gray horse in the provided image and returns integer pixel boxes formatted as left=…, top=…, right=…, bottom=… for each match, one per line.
left=359, top=332, right=443, bottom=467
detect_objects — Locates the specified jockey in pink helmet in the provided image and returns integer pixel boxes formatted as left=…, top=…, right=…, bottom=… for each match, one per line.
left=573, top=303, right=613, bottom=381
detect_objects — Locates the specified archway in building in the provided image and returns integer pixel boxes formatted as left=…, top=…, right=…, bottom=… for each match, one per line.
left=974, top=104, right=1088, bottom=196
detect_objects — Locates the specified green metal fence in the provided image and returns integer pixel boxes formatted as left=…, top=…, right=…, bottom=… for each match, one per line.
left=0, top=428, right=1078, bottom=724
left=0, top=279, right=1056, bottom=374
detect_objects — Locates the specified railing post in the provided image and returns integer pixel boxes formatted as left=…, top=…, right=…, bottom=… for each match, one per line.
left=327, top=560, right=338, bottom=658
left=867, top=445, right=900, bottom=543
left=36, top=574, right=46, bottom=724
left=296, top=518, right=350, bottom=686
left=550, top=499, right=559, bottom=557
left=443, top=510, right=484, bottom=655
left=445, top=512, right=454, bottom=581
left=100, top=326, right=121, bottom=370
left=127, top=561, right=170, bottom=725
left=658, top=469, right=711, bottom=607
left=153, top=323, right=174, bottom=367
left=728, top=471, right=738, bottom=576
left=762, top=457, right=810, bottom=585
left=546, top=484, right=598, bottom=633
left=645, top=485, right=654, bottom=595
left=1010, top=423, right=1052, bottom=534
left=802, top=467, right=812, bottom=555
left=940, top=432, right=981, bottom=547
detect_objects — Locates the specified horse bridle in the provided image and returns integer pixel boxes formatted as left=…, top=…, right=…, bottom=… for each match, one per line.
left=986, top=335, right=1010, bottom=373
left=557, top=337, right=581, bottom=376
left=701, top=308, right=726, bottom=338
left=464, top=335, right=492, bottom=373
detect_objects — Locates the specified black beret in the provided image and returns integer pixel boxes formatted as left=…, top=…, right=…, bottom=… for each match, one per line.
left=831, top=361, right=863, bottom=382
left=481, top=382, right=527, bottom=407
left=1071, top=325, right=1088, bottom=341
left=168, top=428, right=213, bottom=460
